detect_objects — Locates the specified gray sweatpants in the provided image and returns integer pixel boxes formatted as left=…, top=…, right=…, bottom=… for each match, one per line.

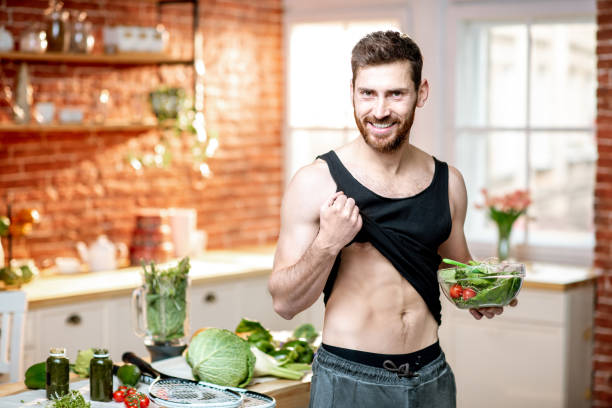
left=309, top=346, right=456, bottom=408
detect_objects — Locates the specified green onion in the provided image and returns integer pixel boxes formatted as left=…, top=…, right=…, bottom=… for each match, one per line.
left=442, top=258, right=470, bottom=268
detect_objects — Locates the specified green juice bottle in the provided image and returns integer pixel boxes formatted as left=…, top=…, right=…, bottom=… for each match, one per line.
left=46, top=347, right=69, bottom=399
left=89, top=348, right=113, bottom=402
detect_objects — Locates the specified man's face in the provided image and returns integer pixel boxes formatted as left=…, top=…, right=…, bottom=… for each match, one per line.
left=351, top=61, right=427, bottom=153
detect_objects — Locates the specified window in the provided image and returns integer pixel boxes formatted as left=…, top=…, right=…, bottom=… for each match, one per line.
left=455, top=21, right=596, bottom=263
left=286, top=19, right=401, bottom=181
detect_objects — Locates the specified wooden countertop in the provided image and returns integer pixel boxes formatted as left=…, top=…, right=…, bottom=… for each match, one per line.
left=523, top=262, right=598, bottom=291
left=15, top=246, right=597, bottom=309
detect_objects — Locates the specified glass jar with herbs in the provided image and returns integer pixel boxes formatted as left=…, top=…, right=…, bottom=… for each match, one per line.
left=132, top=257, right=190, bottom=360
left=46, top=347, right=69, bottom=399
left=89, top=348, right=112, bottom=402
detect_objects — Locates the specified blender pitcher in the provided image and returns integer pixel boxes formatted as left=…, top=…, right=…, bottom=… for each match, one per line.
left=132, top=257, right=190, bottom=361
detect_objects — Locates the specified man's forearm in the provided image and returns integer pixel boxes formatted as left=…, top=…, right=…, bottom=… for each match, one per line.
left=269, top=236, right=339, bottom=320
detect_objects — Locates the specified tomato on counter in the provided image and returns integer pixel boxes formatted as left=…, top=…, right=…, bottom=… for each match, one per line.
left=113, top=389, right=126, bottom=402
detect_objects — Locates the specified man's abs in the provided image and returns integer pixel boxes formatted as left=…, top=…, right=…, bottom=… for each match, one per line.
left=322, top=242, right=439, bottom=354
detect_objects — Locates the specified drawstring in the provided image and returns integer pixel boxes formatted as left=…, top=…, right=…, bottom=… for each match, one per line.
left=383, top=360, right=419, bottom=378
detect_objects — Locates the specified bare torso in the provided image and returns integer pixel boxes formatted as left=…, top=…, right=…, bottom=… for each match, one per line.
left=322, top=242, right=439, bottom=354
left=320, top=145, right=439, bottom=354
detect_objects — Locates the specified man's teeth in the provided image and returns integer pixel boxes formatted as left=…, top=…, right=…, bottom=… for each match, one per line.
left=371, top=122, right=393, bottom=129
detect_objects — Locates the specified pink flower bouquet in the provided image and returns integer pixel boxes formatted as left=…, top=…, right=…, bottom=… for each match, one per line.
left=476, top=189, right=531, bottom=260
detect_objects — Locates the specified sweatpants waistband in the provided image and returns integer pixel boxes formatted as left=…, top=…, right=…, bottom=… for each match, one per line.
left=321, top=341, right=441, bottom=371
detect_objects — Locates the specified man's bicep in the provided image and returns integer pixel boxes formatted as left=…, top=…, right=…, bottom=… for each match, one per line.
left=273, top=164, right=333, bottom=271
left=274, top=219, right=319, bottom=272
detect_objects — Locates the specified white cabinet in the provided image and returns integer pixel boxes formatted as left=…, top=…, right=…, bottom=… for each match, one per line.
left=438, top=282, right=594, bottom=408
left=21, top=270, right=325, bottom=374
left=108, top=295, right=148, bottom=362
left=189, top=280, right=240, bottom=333
left=188, top=275, right=325, bottom=334
left=25, top=299, right=114, bottom=369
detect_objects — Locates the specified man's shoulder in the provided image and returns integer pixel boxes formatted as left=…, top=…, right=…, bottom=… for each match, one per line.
left=446, top=164, right=466, bottom=189
left=291, top=158, right=334, bottom=185
left=285, top=159, right=336, bottom=205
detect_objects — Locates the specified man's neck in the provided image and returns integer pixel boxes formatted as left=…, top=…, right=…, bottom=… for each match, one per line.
left=353, top=137, right=418, bottom=176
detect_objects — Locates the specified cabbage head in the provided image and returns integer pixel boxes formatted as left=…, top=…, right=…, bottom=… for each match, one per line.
left=73, top=348, right=95, bottom=377
left=186, top=328, right=255, bottom=387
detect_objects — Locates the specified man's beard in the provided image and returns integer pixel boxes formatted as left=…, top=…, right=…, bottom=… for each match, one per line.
left=354, top=103, right=416, bottom=153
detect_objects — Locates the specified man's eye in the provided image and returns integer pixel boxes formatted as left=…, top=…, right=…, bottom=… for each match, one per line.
left=361, top=90, right=372, bottom=96
left=392, top=91, right=402, bottom=97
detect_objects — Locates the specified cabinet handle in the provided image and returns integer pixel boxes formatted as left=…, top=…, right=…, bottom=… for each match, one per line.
left=203, top=292, right=217, bottom=304
left=66, top=314, right=82, bottom=326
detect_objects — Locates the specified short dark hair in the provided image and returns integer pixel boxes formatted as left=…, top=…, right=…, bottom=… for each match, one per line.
left=351, top=30, right=423, bottom=89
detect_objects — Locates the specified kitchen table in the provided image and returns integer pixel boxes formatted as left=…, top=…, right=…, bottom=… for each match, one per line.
left=0, top=373, right=310, bottom=407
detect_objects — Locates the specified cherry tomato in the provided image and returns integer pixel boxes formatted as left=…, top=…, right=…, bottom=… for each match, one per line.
left=125, top=394, right=140, bottom=408
left=126, top=387, right=138, bottom=396
left=118, top=385, right=128, bottom=393
left=138, top=393, right=150, bottom=408
left=113, top=389, right=126, bottom=402
left=449, top=284, right=463, bottom=299
left=462, top=288, right=477, bottom=300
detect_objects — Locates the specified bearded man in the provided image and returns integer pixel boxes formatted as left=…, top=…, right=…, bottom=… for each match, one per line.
left=268, top=30, right=515, bottom=408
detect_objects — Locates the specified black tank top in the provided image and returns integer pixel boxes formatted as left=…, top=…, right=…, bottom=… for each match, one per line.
left=317, top=150, right=452, bottom=325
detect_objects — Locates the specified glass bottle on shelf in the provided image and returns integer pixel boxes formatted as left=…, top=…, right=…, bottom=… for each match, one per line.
left=69, top=11, right=94, bottom=53
left=19, top=23, right=47, bottom=53
left=45, top=1, right=69, bottom=53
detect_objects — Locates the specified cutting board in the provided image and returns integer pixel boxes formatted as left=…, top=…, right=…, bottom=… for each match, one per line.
left=151, top=355, right=311, bottom=408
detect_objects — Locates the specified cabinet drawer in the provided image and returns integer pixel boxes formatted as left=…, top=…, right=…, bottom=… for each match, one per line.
left=36, top=300, right=109, bottom=362
left=189, top=282, right=239, bottom=334
left=505, top=287, right=565, bottom=324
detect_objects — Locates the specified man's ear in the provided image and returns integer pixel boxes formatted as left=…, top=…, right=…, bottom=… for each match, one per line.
left=350, top=79, right=354, bottom=101
left=417, top=79, right=429, bottom=107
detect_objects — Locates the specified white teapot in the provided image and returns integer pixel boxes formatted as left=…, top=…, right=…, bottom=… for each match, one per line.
left=76, top=235, right=127, bottom=272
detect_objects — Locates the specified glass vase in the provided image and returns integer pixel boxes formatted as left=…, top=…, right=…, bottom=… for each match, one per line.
left=496, top=221, right=514, bottom=261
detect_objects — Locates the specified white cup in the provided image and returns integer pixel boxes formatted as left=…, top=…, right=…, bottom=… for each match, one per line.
left=59, top=107, right=84, bottom=123
left=55, top=257, right=81, bottom=274
left=190, top=230, right=207, bottom=256
left=169, top=208, right=197, bottom=258
left=35, top=102, right=55, bottom=124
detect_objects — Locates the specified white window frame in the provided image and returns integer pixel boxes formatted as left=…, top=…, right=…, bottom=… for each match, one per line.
left=283, top=3, right=411, bottom=185
left=444, top=0, right=597, bottom=266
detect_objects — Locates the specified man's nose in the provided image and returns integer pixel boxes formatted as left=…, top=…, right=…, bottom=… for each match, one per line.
left=373, top=98, right=389, bottom=119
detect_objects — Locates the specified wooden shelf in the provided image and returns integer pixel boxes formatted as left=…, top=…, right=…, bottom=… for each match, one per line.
left=0, top=51, right=193, bottom=65
left=0, top=123, right=159, bottom=133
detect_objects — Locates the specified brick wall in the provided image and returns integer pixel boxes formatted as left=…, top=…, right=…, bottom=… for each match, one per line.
left=596, top=1, right=612, bottom=406
left=0, top=0, right=283, bottom=266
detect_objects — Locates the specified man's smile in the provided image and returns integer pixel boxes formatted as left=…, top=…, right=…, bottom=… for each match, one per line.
left=367, top=121, right=397, bottom=135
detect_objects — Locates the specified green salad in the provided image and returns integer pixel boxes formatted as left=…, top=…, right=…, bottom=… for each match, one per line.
left=439, top=258, right=525, bottom=308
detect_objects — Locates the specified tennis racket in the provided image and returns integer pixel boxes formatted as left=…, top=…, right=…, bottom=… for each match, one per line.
left=122, top=352, right=276, bottom=408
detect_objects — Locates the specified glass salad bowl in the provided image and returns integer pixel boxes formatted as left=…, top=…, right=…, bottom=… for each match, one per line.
left=438, top=260, right=526, bottom=309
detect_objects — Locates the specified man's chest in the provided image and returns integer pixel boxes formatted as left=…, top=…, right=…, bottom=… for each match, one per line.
left=349, top=170, right=432, bottom=199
